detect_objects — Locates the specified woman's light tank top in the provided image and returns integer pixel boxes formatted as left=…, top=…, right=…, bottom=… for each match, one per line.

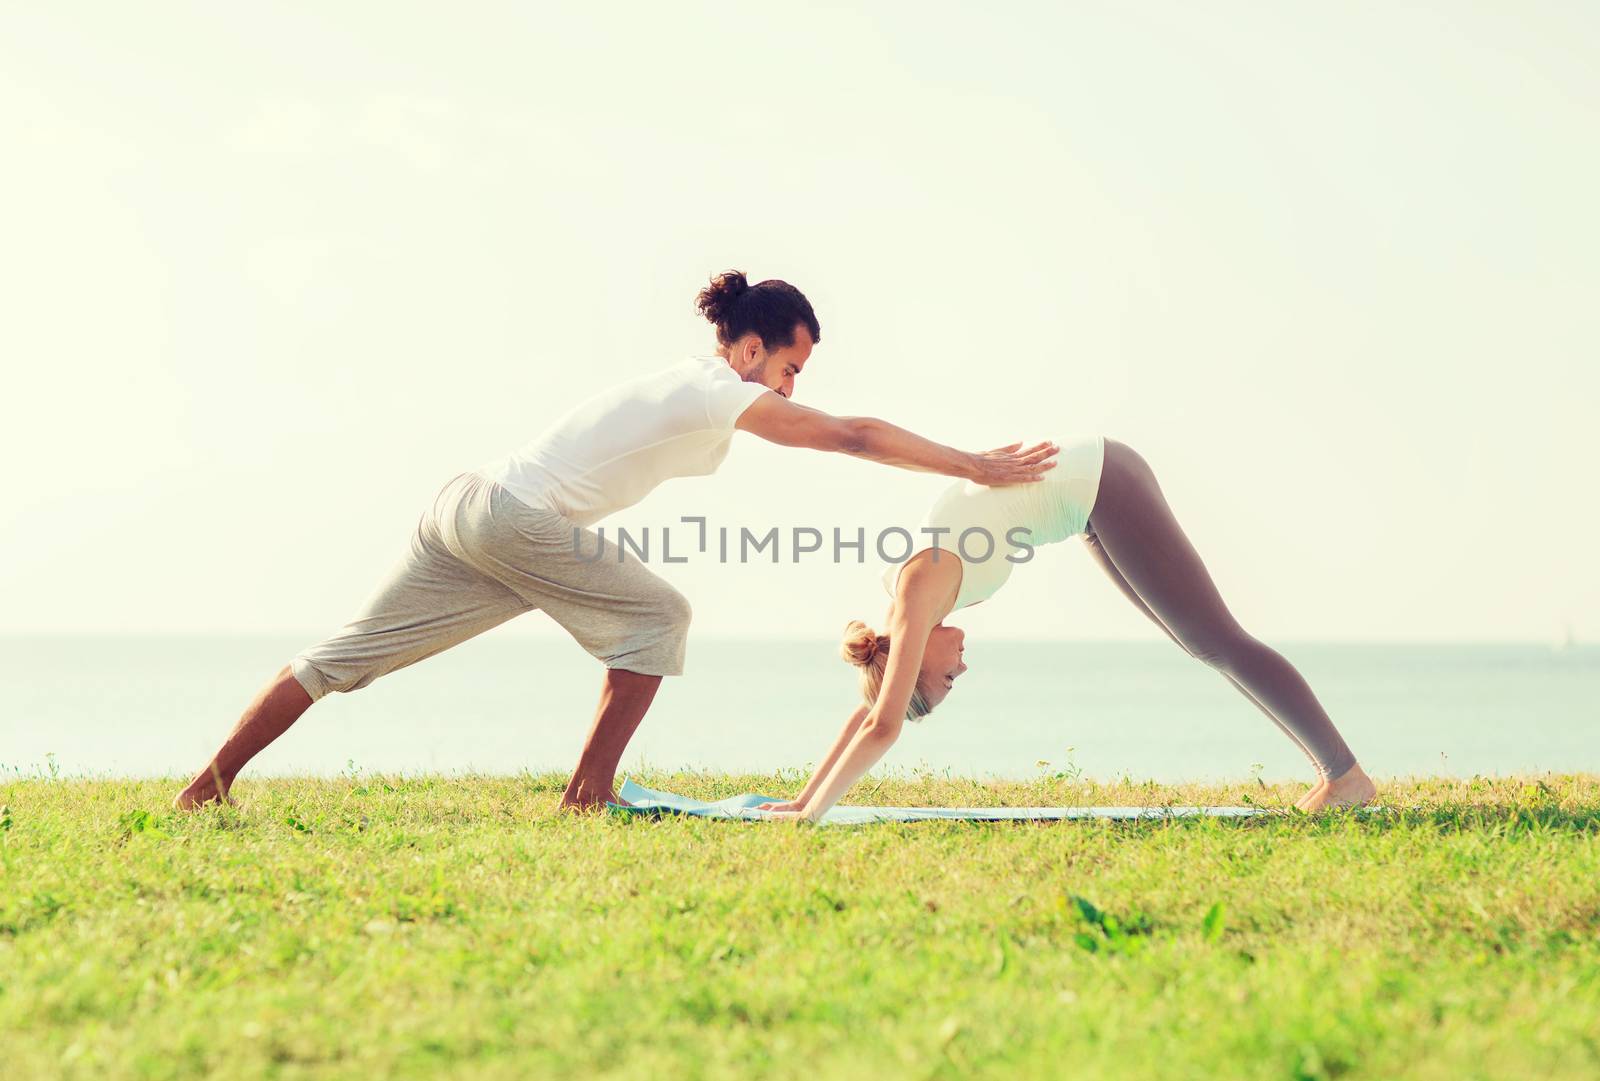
left=882, top=434, right=1106, bottom=611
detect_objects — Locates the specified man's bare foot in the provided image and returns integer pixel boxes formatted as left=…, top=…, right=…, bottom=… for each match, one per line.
left=1296, top=763, right=1376, bottom=812
left=558, top=792, right=629, bottom=813
left=558, top=776, right=629, bottom=812
left=173, top=766, right=234, bottom=811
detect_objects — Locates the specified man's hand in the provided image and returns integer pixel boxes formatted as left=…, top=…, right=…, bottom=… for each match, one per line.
left=966, top=441, right=1060, bottom=486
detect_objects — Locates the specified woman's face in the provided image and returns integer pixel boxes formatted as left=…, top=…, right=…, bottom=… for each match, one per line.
left=918, top=623, right=967, bottom=709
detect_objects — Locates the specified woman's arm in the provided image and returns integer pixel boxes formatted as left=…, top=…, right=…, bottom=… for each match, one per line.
left=755, top=705, right=869, bottom=812
left=785, top=565, right=951, bottom=822
left=735, top=394, right=1058, bottom=485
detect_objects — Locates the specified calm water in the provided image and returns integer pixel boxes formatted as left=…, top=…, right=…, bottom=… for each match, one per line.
left=2, top=634, right=1596, bottom=783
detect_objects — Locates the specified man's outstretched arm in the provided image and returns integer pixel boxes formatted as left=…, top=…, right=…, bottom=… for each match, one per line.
left=734, top=394, right=1057, bottom=484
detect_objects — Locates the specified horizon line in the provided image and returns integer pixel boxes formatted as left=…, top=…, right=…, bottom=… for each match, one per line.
left=0, top=629, right=1590, bottom=648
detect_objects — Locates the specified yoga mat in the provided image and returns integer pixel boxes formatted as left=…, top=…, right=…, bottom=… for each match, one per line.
left=611, top=779, right=1267, bottom=826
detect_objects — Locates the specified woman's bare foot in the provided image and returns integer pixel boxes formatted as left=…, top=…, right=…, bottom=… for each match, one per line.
left=1294, top=779, right=1330, bottom=811
left=173, top=765, right=235, bottom=811
left=1296, top=763, right=1376, bottom=812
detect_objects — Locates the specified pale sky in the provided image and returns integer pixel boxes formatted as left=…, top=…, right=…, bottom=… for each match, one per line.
left=3, top=2, right=1596, bottom=644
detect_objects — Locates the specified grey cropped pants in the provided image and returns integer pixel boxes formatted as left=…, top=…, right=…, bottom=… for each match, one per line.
left=290, top=472, right=691, bottom=702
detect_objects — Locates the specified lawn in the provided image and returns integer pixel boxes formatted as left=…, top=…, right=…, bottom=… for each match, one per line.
left=2, top=771, right=1598, bottom=1080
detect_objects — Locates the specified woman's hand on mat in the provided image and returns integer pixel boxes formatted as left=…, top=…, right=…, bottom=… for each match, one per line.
left=761, top=809, right=815, bottom=824
left=755, top=800, right=806, bottom=813
left=966, top=441, right=1059, bottom=485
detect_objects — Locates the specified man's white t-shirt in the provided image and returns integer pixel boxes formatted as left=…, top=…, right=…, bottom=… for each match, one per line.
left=476, top=356, right=771, bottom=527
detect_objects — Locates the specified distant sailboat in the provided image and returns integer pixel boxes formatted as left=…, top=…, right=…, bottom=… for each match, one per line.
left=1552, top=621, right=1577, bottom=653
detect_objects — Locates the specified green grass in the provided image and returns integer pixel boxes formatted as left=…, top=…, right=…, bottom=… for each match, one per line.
left=3, top=771, right=1599, bottom=1080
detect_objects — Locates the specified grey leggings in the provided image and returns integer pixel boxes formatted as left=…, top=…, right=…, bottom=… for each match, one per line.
left=1081, top=439, right=1357, bottom=781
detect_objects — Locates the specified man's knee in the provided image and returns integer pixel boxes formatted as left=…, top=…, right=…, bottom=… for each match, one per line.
left=641, top=582, right=693, bottom=655
left=598, top=581, right=692, bottom=675
left=652, top=583, right=692, bottom=632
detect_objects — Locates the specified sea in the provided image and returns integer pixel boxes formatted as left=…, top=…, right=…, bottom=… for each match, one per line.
left=2, top=634, right=1595, bottom=784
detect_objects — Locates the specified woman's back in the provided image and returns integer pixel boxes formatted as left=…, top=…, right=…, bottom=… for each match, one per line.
left=883, top=434, right=1106, bottom=610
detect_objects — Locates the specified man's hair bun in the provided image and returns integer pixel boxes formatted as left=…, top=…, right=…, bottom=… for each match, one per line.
left=694, top=270, right=750, bottom=327
left=693, top=269, right=820, bottom=351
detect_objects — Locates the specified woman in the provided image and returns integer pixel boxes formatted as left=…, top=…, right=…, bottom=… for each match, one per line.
left=759, top=435, right=1376, bottom=821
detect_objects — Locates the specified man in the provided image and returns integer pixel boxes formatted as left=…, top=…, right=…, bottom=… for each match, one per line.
left=174, top=271, right=1057, bottom=811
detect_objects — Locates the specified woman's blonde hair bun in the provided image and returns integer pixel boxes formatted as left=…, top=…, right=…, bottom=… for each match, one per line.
left=840, top=619, right=883, bottom=668
left=838, top=619, right=935, bottom=722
